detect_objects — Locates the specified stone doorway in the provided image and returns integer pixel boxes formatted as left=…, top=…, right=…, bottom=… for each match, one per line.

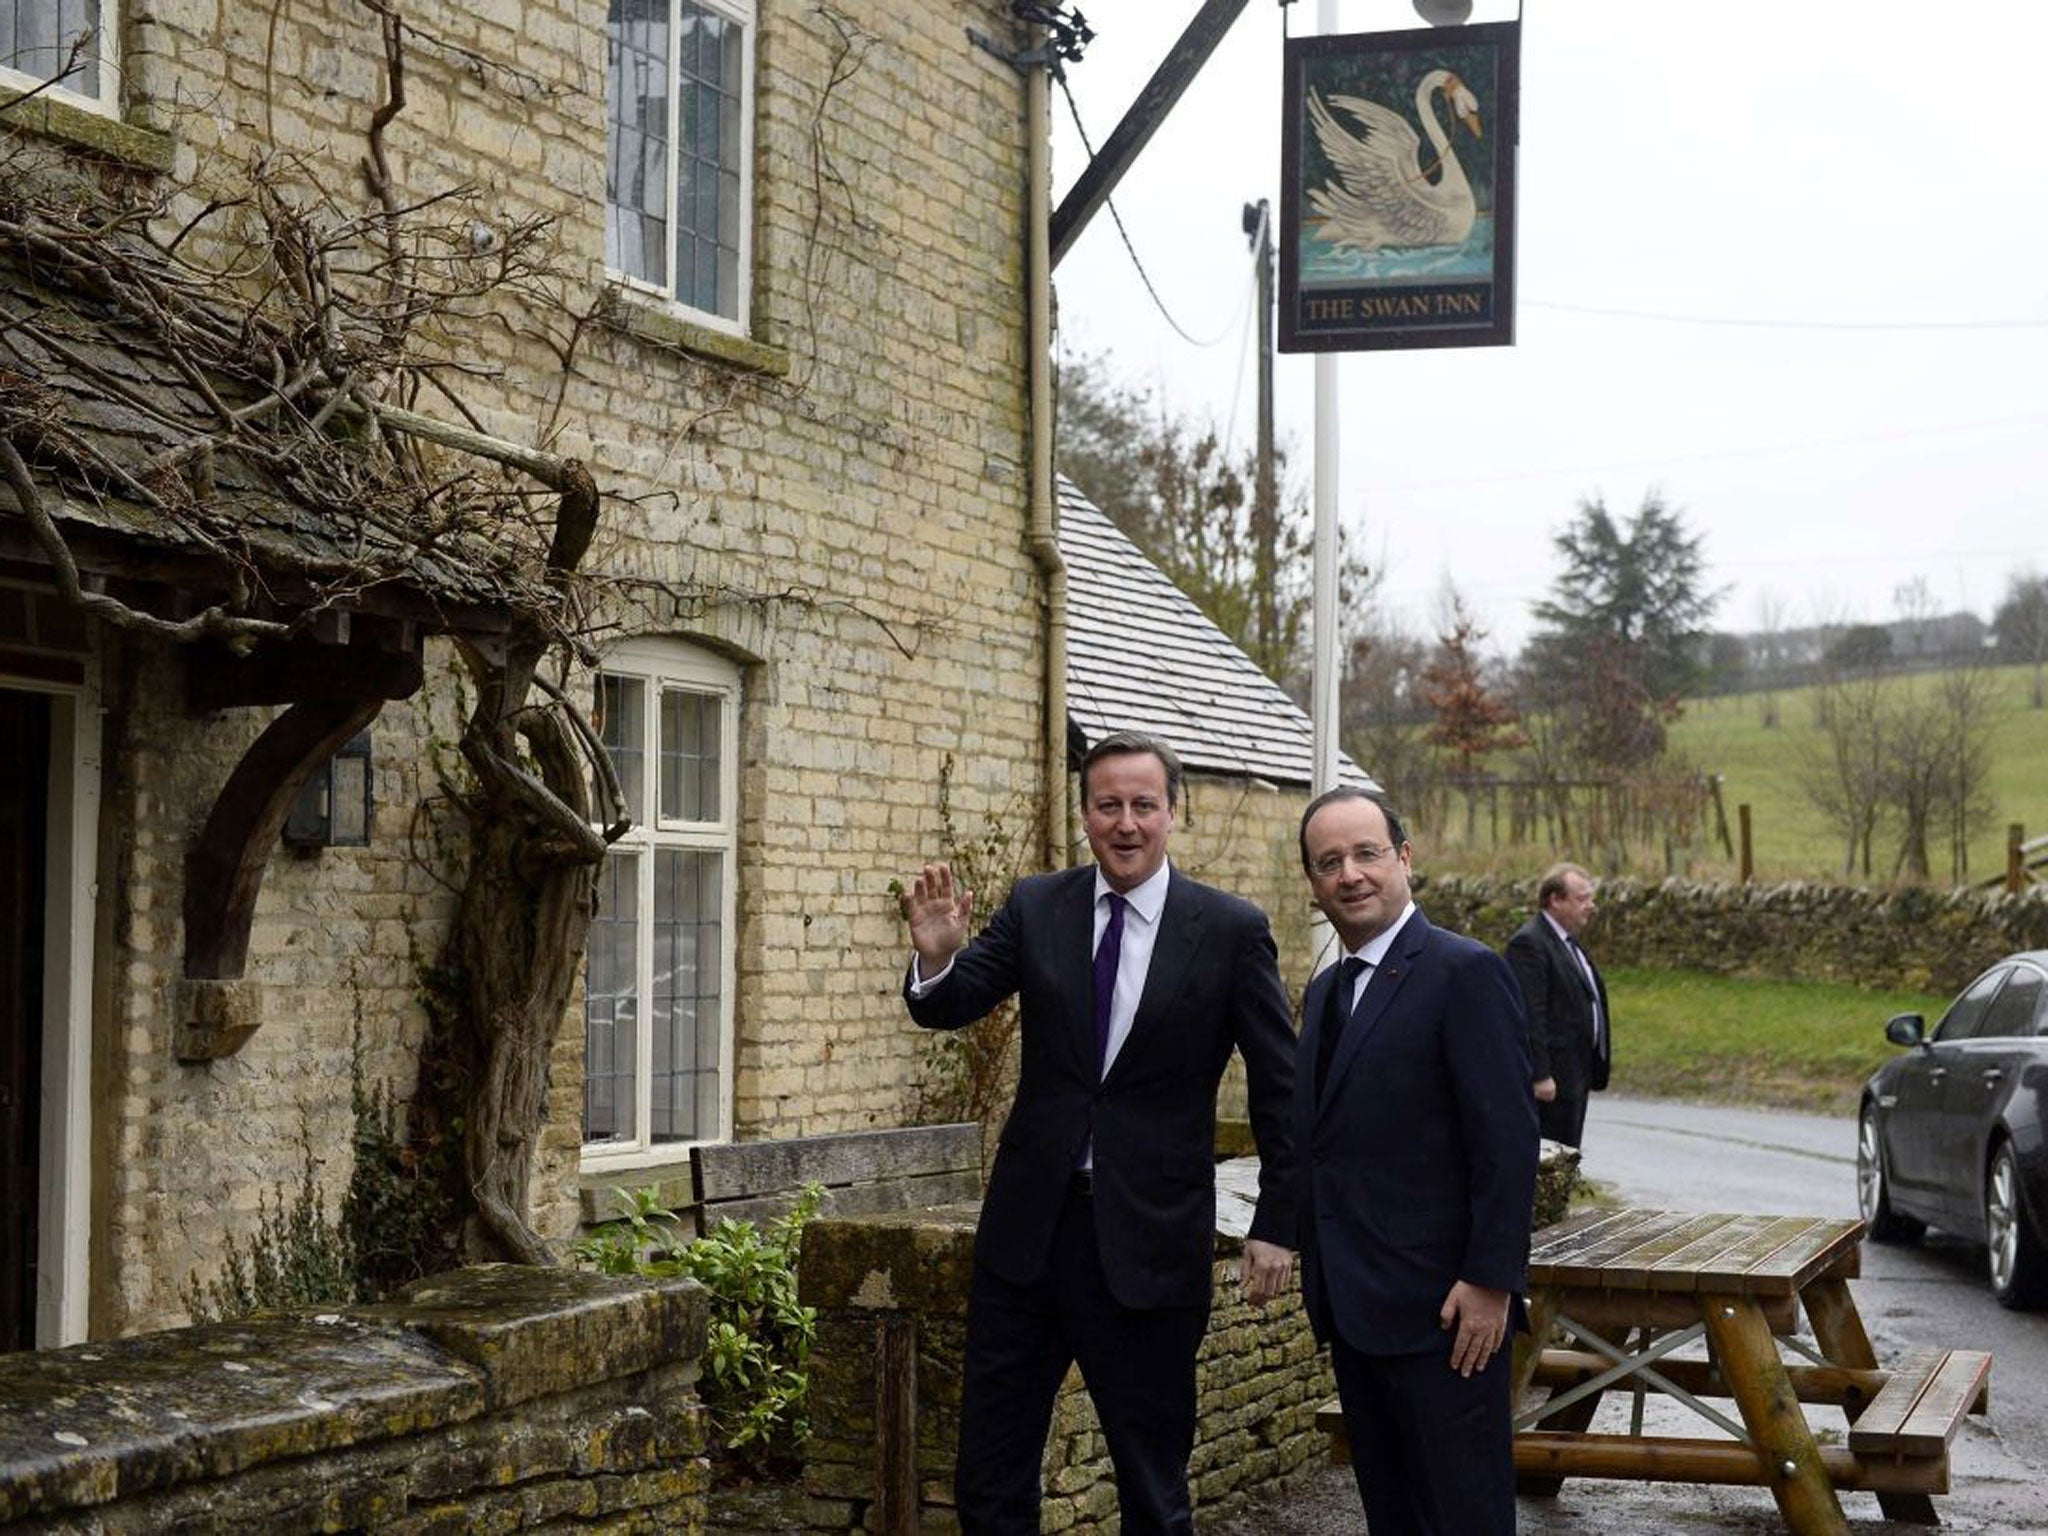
left=1, top=688, right=51, bottom=1351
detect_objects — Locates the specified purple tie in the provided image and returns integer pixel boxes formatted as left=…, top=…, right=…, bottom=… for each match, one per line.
left=1093, top=893, right=1127, bottom=1075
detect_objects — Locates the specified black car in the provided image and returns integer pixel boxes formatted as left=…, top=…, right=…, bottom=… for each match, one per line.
left=1857, top=951, right=2048, bottom=1308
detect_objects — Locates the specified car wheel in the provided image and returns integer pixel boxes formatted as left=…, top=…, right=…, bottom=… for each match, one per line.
left=1858, top=1101, right=1923, bottom=1244
left=1986, top=1142, right=2048, bottom=1310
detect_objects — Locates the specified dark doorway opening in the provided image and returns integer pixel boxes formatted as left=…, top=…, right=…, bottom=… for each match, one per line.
left=2, top=688, right=51, bottom=1351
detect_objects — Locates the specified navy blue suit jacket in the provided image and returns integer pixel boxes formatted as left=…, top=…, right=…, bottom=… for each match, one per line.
left=1295, top=908, right=1539, bottom=1355
left=907, top=864, right=1298, bottom=1310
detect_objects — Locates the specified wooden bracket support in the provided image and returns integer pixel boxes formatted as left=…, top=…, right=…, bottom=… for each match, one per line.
left=177, top=695, right=384, bottom=1060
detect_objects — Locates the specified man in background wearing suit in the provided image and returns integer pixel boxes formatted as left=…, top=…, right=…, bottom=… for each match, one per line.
left=1293, top=786, right=1537, bottom=1536
left=1506, top=861, right=1612, bottom=1149
left=898, top=731, right=1297, bottom=1536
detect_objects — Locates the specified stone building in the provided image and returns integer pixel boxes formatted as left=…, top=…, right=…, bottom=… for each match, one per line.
left=3, top=0, right=1054, bottom=1346
left=1, top=0, right=1374, bottom=1362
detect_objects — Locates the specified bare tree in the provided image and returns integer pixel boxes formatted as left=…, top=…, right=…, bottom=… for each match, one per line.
left=1796, top=666, right=1888, bottom=880
left=1420, top=589, right=1524, bottom=842
left=1340, top=616, right=1433, bottom=812
left=3, top=28, right=630, bottom=1263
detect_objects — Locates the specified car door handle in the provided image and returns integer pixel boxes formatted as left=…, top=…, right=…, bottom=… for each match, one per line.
left=1982, top=1068, right=2004, bottom=1087
left=1928, top=1067, right=1947, bottom=1083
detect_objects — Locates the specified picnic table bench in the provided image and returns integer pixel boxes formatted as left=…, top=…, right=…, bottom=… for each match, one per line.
left=1318, top=1208, right=1992, bottom=1535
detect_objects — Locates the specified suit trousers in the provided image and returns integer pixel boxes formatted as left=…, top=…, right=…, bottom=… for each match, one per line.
left=1537, top=1063, right=1593, bottom=1148
left=955, top=1182, right=1211, bottom=1535
left=1327, top=1325, right=1517, bottom=1536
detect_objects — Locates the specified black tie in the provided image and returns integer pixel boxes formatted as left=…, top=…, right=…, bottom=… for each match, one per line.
left=1314, top=956, right=1367, bottom=1096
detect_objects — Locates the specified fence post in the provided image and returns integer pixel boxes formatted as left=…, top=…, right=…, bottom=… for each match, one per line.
left=2008, top=823, right=2025, bottom=895
left=875, top=1314, right=919, bottom=1536
left=1738, top=804, right=1754, bottom=885
left=1709, top=774, right=1734, bottom=858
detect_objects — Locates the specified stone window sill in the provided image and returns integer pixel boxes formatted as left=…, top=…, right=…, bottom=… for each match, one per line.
left=0, top=85, right=174, bottom=173
left=578, top=1154, right=698, bottom=1228
left=604, top=288, right=790, bottom=379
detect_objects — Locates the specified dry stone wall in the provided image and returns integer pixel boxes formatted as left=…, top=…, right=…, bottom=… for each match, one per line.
left=0, top=1267, right=710, bottom=1533
left=797, top=1200, right=1335, bottom=1535
left=1414, top=873, right=2048, bottom=996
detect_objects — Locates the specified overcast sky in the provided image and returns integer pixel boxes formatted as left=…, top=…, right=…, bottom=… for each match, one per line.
left=1049, top=0, right=2048, bottom=657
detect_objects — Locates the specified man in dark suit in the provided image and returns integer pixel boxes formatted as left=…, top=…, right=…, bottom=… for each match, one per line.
left=1506, top=861, right=1612, bottom=1149
left=899, top=731, right=1297, bottom=1536
left=1293, top=786, right=1537, bottom=1536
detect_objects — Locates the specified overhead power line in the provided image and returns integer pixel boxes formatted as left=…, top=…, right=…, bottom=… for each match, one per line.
left=1055, top=71, right=1256, bottom=350
left=1528, top=300, right=2048, bottom=333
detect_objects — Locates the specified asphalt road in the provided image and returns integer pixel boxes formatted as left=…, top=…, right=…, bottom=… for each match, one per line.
left=1218, top=1094, right=2048, bottom=1534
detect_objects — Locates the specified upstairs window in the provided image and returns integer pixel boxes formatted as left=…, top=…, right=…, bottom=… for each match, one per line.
left=605, top=0, right=754, bottom=332
left=1, top=0, right=116, bottom=113
left=583, top=642, right=740, bottom=1161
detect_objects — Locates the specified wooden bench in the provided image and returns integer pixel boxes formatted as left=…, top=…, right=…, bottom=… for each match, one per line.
left=1846, top=1348, right=1991, bottom=1463
left=1319, top=1346, right=1993, bottom=1489
left=689, top=1122, right=982, bottom=1233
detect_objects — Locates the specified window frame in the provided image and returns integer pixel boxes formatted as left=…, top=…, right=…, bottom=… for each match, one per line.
left=581, top=639, right=741, bottom=1169
left=1, top=0, right=120, bottom=117
left=604, top=0, right=756, bottom=337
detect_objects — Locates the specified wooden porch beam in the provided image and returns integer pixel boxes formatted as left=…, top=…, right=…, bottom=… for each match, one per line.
left=1048, top=0, right=1252, bottom=269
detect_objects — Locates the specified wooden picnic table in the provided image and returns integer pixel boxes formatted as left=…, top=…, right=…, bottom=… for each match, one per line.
left=1512, top=1207, right=1991, bottom=1535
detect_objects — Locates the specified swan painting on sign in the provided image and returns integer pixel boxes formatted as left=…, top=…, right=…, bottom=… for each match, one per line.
left=1279, top=22, right=1520, bottom=353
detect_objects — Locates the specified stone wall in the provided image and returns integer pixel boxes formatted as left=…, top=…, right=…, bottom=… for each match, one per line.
left=0, top=1266, right=710, bottom=1533
left=1170, top=774, right=1323, bottom=1124
left=1413, top=873, right=2048, bottom=996
left=48, top=0, right=1042, bottom=1336
left=796, top=1196, right=1335, bottom=1535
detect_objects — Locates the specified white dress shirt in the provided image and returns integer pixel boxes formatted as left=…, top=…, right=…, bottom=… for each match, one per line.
left=1331, top=901, right=1417, bottom=1011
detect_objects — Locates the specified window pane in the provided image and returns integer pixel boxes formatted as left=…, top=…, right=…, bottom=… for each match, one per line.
left=1938, top=968, right=2007, bottom=1043
left=670, top=0, right=743, bottom=319
left=651, top=849, right=722, bottom=1143
left=1981, top=970, right=2044, bottom=1040
left=604, top=0, right=670, bottom=287
left=597, top=673, right=646, bottom=825
left=583, top=851, right=642, bottom=1143
left=660, top=687, right=721, bottom=822
left=3, top=0, right=101, bottom=96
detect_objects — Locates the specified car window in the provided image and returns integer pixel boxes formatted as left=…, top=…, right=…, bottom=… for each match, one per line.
left=1934, top=967, right=2009, bottom=1043
left=1978, top=968, right=2046, bottom=1040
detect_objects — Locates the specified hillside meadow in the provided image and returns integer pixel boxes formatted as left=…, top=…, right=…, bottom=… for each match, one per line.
left=1421, top=661, right=2048, bottom=887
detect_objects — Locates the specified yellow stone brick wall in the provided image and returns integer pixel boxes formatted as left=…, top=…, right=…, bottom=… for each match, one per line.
left=1168, top=774, right=1328, bottom=1122
left=83, top=0, right=1040, bottom=1332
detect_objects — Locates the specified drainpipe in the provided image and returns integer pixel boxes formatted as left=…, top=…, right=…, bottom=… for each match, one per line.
left=1025, top=45, right=1071, bottom=869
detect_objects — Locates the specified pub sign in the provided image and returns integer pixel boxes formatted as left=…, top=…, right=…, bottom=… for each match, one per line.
left=1279, top=21, right=1520, bottom=352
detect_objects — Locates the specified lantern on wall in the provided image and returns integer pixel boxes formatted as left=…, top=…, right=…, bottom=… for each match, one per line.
left=283, top=729, right=374, bottom=848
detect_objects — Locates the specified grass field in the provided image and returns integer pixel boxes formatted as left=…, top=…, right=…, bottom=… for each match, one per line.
left=1605, top=965, right=1952, bottom=1114
left=1424, top=662, right=2048, bottom=886
left=1669, top=664, right=2048, bottom=885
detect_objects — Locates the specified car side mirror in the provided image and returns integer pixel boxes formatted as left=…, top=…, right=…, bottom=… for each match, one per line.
left=1885, top=1013, right=1927, bottom=1048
